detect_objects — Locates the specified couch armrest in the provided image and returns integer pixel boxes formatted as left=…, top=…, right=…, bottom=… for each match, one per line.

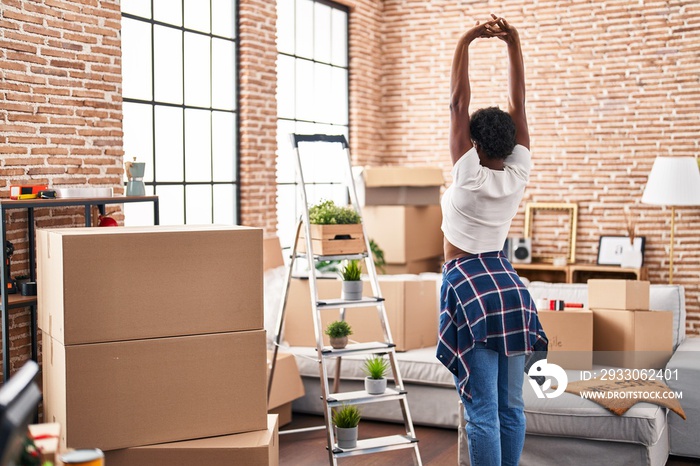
left=666, top=336, right=700, bottom=458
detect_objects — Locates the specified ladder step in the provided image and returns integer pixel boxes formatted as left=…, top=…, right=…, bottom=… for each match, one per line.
left=317, top=297, right=385, bottom=309
left=296, top=252, right=369, bottom=262
left=321, top=341, right=395, bottom=357
left=327, top=388, right=407, bottom=406
left=332, top=434, right=418, bottom=458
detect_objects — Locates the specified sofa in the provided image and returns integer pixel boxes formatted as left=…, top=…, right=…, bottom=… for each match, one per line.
left=280, top=280, right=699, bottom=465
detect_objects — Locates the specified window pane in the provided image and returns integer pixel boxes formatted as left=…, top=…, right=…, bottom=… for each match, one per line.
left=314, top=63, right=331, bottom=123
left=156, top=185, right=185, bottom=225
left=295, top=59, right=314, bottom=121
left=186, top=185, right=213, bottom=224
left=154, top=25, right=183, bottom=104
left=296, top=136, right=345, bottom=184
left=124, top=185, right=156, bottom=226
left=213, top=184, right=235, bottom=224
left=212, top=0, right=236, bottom=39
left=276, top=184, right=299, bottom=249
left=212, top=111, right=236, bottom=182
left=212, top=38, right=235, bottom=110
left=331, top=8, right=348, bottom=67
left=314, top=2, right=331, bottom=63
left=276, top=55, right=295, bottom=119
left=185, top=109, right=212, bottom=182
left=295, top=0, right=313, bottom=59
left=153, top=0, right=182, bottom=26
left=277, top=0, right=294, bottom=54
left=276, top=119, right=296, bottom=184
left=122, top=102, right=153, bottom=181
left=330, top=67, right=348, bottom=125
left=155, top=106, right=184, bottom=181
left=121, top=18, right=152, bottom=100
left=184, top=32, right=211, bottom=107
left=184, top=0, right=210, bottom=33
left=121, top=0, right=151, bottom=18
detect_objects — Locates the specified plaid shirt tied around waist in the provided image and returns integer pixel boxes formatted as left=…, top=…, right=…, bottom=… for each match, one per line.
left=436, top=251, right=549, bottom=402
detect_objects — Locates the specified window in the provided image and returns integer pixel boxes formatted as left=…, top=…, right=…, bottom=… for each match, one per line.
left=276, top=0, right=350, bottom=248
left=120, top=0, right=239, bottom=226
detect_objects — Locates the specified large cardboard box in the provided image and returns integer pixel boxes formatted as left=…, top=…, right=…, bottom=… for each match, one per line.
left=267, top=351, right=305, bottom=426
left=355, top=166, right=444, bottom=206
left=37, top=225, right=263, bottom=345
left=283, top=276, right=438, bottom=351
left=363, top=205, right=443, bottom=264
left=104, top=414, right=279, bottom=466
left=43, top=330, right=268, bottom=452
left=587, top=279, right=650, bottom=311
left=536, top=309, right=593, bottom=370
left=592, top=308, right=673, bottom=369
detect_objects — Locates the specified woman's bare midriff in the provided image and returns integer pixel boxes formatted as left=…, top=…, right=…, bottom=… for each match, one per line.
left=444, top=237, right=478, bottom=262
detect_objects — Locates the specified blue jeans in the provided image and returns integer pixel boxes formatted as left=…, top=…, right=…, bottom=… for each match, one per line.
left=457, top=343, right=526, bottom=466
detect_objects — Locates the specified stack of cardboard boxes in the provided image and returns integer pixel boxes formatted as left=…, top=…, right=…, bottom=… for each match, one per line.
left=37, top=225, right=278, bottom=465
left=356, top=166, right=444, bottom=274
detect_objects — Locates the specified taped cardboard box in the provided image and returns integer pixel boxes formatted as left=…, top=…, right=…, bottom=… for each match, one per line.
left=587, top=279, right=650, bottom=311
left=28, top=423, right=61, bottom=464
left=355, top=166, right=444, bottom=206
left=104, top=414, right=279, bottom=466
left=592, top=308, right=673, bottom=369
left=283, top=276, right=438, bottom=351
left=537, top=309, right=593, bottom=370
left=43, top=330, right=268, bottom=452
left=37, top=225, right=263, bottom=345
left=363, top=205, right=443, bottom=264
left=267, top=351, right=305, bottom=426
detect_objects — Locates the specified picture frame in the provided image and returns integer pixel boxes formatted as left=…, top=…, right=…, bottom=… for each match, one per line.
left=596, top=236, right=646, bottom=266
left=523, top=202, right=578, bottom=264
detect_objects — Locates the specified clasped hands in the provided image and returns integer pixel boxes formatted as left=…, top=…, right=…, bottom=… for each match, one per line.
left=465, top=14, right=517, bottom=44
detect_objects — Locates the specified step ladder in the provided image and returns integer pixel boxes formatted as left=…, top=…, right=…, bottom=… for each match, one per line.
left=268, top=134, right=422, bottom=466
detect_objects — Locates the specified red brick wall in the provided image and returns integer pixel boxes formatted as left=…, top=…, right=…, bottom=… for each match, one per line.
left=374, top=0, right=700, bottom=334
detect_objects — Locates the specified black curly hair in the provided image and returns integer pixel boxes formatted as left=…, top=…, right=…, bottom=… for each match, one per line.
left=469, top=107, right=516, bottom=160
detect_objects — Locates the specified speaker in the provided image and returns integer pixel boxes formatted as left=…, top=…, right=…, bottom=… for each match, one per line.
left=511, top=238, right=532, bottom=264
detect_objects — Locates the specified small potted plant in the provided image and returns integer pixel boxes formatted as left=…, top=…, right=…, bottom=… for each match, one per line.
left=325, top=320, right=353, bottom=349
left=301, top=200, right=365, bottom=255
left=363, top=356, right=389, bottom=395
left=332, top=404, right=361, bottom=449
left=340, top=260, right=362, bottom=301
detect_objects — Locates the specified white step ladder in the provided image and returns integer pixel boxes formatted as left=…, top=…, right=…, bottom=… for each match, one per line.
left=268, top=134, right=422, bottom=465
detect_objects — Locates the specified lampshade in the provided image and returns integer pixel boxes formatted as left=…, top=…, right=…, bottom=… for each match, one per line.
left=641, top=156, right=700, bottom=206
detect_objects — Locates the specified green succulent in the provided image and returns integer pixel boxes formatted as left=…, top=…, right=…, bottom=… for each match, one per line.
left=363, top=356, right=389, bottom=380
left=341, top=260, right=362, bottom=281
left=325, top=320, right=353, bottom=338
left=332, top=404, right=361, bottom=428
left=309, top=200, right=361, bottom=225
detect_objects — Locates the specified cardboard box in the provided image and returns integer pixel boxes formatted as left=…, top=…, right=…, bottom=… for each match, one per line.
left=382, top=257, right=442, bottom=275
left=355, top=166, right=444, bottom=206
left=363, top=205, right=443, bottom=264
left=283, top=276, right=438, bottom=351
left=264, top=236, right=285, bottom=271
left=587, top=279, right=650, bottom=311
left=43, top=330, right=268, bottom=452
left=37, top=225, right=263, bottom=345
left=28, top=423, right=61, bottom=464
left=592, top=308, right=673, bottom=369
left=536, top=309, right=593, bottom=370
left=267, top=351, right=304, bottom=426
left=104, top=414, right=279, bottom=466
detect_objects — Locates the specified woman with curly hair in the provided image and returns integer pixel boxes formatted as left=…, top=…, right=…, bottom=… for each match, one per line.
left=436, top=15, right=548, bottom=466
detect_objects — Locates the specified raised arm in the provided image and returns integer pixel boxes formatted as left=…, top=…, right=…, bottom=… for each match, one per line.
left=449, top=21, right=500, bottom=165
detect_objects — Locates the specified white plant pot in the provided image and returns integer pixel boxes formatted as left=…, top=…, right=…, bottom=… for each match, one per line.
left=342, top=280, right=363, bottom=301
left=620, top=246, right=643, bottom=268
left=364, top=377, right=387, bottom=395
left=336, top=426, right=358, bottom=449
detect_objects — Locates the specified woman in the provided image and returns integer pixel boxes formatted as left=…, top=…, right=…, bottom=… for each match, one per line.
left=436, top=16, right=548, bottom=466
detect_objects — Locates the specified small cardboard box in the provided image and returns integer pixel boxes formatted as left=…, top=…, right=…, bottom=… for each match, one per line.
left=587, top=279, right=650, bottom=311
left=267, top=351, right=305, bottom=426
left=592, top=308, right=674, bottom=369
left=536, top=309, right=593, bottom=370
left=363, top=205, right=443, bottom=264
left=355, top=166, right=444, bottom=206
left=37, top=225, right=263, bottom=345
left=283, top=276, right=438, bottom=351
left=28, top=423, right=61, bottom=464
left=104, top=414, right=279, bottom=466
left=43, top=330, right=268, bottom=452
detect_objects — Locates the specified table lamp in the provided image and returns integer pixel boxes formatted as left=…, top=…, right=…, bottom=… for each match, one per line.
left=641, top=156, right=700, bottom=284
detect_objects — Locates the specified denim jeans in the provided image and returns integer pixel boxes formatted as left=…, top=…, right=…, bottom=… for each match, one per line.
left=456, top=343, right=526, bottom=466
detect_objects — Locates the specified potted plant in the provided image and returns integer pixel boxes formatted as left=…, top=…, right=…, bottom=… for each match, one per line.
left=340, top=260, right=362, bottom=300
left=332, top=404, right=361, bottom=449
left=301, top=200, right=365, bottom=255
left=363, top=356, right=389, bottom=395
left=325, top=320, right=353, bottom=349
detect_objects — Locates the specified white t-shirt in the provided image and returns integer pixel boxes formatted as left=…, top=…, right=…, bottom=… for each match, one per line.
left=440, top=144, right=531, bottom=254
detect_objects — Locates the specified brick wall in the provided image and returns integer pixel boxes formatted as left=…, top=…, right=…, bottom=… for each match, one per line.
left=374, top=0, right=700, bottom=334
